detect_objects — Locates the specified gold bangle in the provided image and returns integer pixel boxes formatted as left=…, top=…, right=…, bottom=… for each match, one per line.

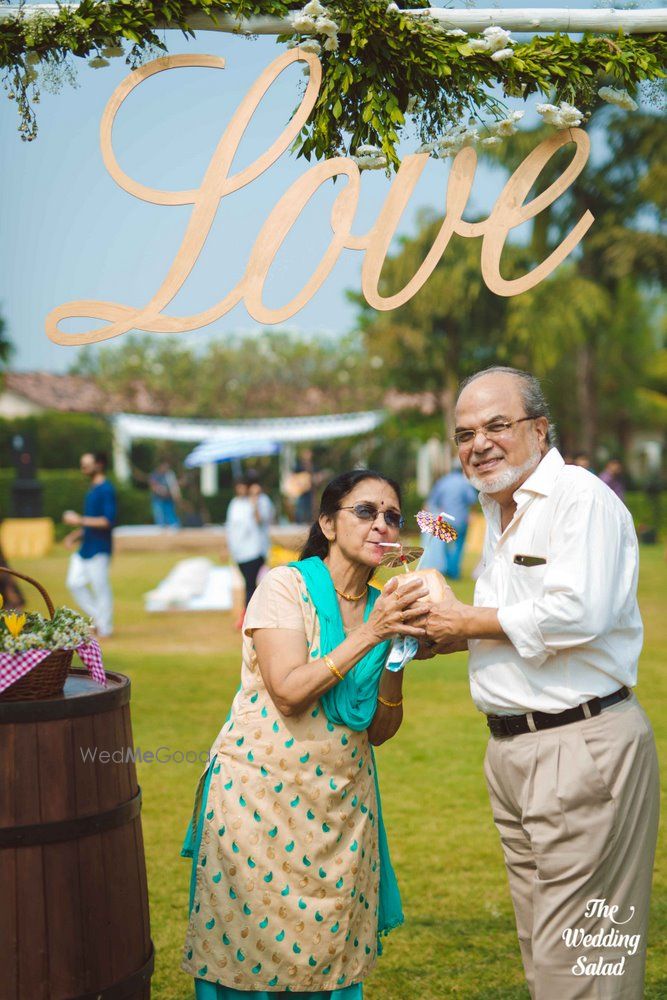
left=377, top=695, right=403, bottom=709
left=323, top=654, right=344, bottom=683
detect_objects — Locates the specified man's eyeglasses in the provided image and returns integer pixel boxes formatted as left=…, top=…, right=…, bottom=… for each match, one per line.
left=453, top=416, right=536, bottom=448
left=337, top=503, right=405, bottom=530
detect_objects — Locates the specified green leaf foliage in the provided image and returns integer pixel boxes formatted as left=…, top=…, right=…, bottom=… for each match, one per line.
left=0, top=0, right=664, bottom=161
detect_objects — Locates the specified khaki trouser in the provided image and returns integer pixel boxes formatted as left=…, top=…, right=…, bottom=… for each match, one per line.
left=484, top=695, right=659, bottom=999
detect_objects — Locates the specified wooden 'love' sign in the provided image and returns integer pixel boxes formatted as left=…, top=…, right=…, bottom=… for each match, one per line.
left=46, top=49, right=594, bottom=347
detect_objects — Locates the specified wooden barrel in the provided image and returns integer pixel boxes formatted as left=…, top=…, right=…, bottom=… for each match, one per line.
left=0, top=670, right=153, bottom=1000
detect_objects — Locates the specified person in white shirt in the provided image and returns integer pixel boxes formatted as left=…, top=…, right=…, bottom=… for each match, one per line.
left=423, top=366, right=659, bottom=1000
left=226, top=474, right=275, bottom=611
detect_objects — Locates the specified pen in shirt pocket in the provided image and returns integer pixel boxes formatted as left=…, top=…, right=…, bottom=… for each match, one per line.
left=514, top=554, right=547, bottom=567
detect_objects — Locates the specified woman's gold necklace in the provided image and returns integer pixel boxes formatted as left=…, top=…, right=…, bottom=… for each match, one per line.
left=335, top=585, right=367, bottom=602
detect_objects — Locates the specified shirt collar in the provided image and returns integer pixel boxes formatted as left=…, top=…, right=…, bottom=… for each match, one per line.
left=478, top=447, right=564, bottom=514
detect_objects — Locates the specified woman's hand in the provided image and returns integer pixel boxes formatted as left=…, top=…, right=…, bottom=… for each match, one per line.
left=364, top=575, right=429, bottom=642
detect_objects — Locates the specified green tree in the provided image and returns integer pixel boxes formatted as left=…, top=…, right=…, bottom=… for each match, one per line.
left=71, top=330, right=384, bottom=419
left=351, top=211, right=525, bottom=444
left=0, top=307, right=13, bottom=372
left=485, top=109, right=666, bottom=455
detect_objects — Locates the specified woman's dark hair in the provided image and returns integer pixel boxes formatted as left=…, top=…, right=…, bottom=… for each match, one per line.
left=300, top=469, right=402, bottom=560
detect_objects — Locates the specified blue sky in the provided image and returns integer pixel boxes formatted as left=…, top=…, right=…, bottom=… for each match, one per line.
left=0, top=0, right=643, bottom=372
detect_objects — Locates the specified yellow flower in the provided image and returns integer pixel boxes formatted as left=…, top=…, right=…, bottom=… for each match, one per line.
left=4, top=612, right=26, bottom=638
left=0, top=593, right=3, bottom=610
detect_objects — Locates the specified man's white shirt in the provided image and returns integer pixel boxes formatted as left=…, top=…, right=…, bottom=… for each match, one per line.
left=469, top=447, right=643, bottom=715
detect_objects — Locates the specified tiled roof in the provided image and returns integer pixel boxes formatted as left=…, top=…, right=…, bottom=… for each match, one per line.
left=3, top=372, right=162, bottom=415
left=3, top=371, right=440, bottom=418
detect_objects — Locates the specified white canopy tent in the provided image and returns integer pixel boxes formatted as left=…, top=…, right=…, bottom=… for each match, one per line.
left=185, top=439, right=281, bottom=468
left=111, top=410, right=387, bottom=495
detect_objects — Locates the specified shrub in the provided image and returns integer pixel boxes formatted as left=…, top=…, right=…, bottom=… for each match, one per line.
left=0, top=413, right=111, bottom=469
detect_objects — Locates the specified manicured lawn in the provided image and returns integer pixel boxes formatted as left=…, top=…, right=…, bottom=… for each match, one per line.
left=16, top=545, right=667, bottom=999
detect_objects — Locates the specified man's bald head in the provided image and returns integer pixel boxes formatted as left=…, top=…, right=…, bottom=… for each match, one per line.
left=457, top=367, right=553, bottom=446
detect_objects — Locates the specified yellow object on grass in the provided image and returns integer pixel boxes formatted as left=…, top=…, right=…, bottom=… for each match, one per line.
left=0, top=518, right=54, bottom=559
left=268, top=544, right=301, bottom=568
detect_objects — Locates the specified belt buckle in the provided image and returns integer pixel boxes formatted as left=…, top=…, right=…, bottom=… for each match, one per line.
left=506, top=715, right=525, bottom=737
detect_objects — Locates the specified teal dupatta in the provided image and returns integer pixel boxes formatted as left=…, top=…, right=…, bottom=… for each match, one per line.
left=289, top=557, right=404, bottom=945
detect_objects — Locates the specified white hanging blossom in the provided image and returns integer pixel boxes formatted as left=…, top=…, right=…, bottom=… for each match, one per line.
left=316, top=16, right=339, bottom=38
left=292, top=4, right=340, bottom=51
left=445, top=29, right=468, bottom=38
left=296, top=39, right=322, bottom=55
left=483, top=26, right=516, bottom=52
left=352, top=144, right=388, bottom=170
left=292, top=13, right=317, bottom=33
left=417, top=109, right=524, bottom=157
left=536, top=101, right=585, bottom=128
left=302, top=0, right=327, bottom=15
left=435, top=122, right=480, bottom=157
left=490, top=109, right=524, bottom=136
left=598, top=86, right=638, bottom=111
left=467, top=26, right=515, bottom=56
left=468, top=38, right=491, bottom=53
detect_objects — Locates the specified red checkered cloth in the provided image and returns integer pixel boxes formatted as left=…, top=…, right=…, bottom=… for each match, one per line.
left=0, top=640, right=106, bottom=694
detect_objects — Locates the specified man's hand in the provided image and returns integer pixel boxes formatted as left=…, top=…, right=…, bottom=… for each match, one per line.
left=426, top=588, right=505, bottom=643
left=414, top=635, right=469, bottom=659
left=63, top=510, right=82, bottom=527
left=425, top=581, right=472, bottom=642
left=63, top=529, right=82, bottom=550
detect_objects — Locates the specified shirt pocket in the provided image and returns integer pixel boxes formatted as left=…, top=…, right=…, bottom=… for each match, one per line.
left=509, top=556, right=547, bottom=601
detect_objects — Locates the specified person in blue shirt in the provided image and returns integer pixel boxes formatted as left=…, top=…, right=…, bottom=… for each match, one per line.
left=63, top=451, right=117, bottom=637
left=149, top=459, right=182, bottom=527
left=419, top=460, right=478, bottom=579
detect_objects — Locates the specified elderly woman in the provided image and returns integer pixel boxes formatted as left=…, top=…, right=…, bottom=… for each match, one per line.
left=182, top=469, right=430, bottom=998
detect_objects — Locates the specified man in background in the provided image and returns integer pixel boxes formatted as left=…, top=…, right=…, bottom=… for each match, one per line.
left=599, top=457, right=626, bottom=503
left=421, top=460, right=478, bottom=579
left=63, top=451, right=117, bottom=637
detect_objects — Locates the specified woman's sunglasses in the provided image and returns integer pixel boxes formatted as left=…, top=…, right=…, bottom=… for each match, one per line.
left=337, top=502, right=405, bottom=530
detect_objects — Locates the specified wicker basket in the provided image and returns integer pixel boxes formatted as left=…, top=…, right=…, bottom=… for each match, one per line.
left=0, top=567, right=74, bottom=702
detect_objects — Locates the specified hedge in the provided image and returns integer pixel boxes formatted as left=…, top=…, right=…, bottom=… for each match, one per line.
left=0, top=469, right=151, bottom=536
left=0, top=467, right=663, bottom=539
left=0, top=413, right=112, bottom=469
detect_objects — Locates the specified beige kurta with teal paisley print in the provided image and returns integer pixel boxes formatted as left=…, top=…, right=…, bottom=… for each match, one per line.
left=182, top=565, right=381, bottom=992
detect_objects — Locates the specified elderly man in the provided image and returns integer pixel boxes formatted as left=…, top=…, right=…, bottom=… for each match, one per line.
left=425, top=367, right=659, bottom=999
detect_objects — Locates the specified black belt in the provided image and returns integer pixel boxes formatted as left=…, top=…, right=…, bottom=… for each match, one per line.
left=487, top=686, right=631, bottom=739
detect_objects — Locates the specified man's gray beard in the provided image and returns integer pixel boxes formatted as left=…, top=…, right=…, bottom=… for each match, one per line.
left=467, top=448, right=542, bottom=495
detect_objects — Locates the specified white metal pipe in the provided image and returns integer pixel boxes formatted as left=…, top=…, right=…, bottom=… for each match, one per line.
left=1, top=5, right=666, bottom=35
left=409, top=7, right=667, bottom=34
